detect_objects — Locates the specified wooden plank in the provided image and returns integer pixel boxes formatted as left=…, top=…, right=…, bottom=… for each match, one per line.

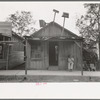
left=81, top=42, right=83, bottom=75
left=6, top=45, right=9, bottom=70
left=36, top=61, right=38, bottom=68
left=41, top=42, right=44, bottom=69
left=75, top=42, right=82, bottom=70
left=58, top=41, right=62, bottom=68
left=2, top=36, right=6, bottom=59
left=27, top=41, right=31, bottom=68
left=73, top=43, right=76, bottom=70
left=43, top=41, right=48, bottom=69
left=44, top=42, right=47, bottom=68
left=63, top=42, right=67, bottom=69
left=46, top=41, right=49, bottom=68
left=59, top=41, right=66, bottom=70
left=25, top=39, right=31, bottom=74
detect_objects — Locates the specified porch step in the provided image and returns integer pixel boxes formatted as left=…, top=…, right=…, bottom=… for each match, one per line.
left=48, top=66, right=59, bottom=70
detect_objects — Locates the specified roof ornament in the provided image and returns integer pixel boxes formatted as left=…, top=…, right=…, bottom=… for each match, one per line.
left=62, top=12, right=69, bottom=34
left=53, top=9, right=59, bottom=22
left=39, top=20, right=47, bottom=27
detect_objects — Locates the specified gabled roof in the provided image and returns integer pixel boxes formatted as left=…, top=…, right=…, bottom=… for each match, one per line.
left=12, top=31, right=24, bottom=41
left=31, top=21, right=80, bottom=39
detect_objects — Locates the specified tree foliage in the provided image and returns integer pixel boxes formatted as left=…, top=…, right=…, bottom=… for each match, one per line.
left=6, top=11, right=36, bottom=36
left=76, top=3, right=100, bottom=43
left=83, top=40, right=98, bottom=64
left=76, top=3, right=100, bottom=67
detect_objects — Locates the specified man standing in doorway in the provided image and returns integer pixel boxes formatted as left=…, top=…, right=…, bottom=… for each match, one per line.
left=68, top=55, right=74, bottom=71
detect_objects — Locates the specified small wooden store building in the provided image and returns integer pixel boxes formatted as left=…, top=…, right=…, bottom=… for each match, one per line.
left=0, top=22, right=24, bottom=69
left=0, top=22, right=12, bottom=69
left=8, top=32, right=24, bottom=69
left=26, top=21, right=83, bottom=70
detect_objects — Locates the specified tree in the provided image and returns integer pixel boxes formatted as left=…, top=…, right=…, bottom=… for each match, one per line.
left=6, top=11, right=36, bottom=36
left=76, top=3, right=100, bottom=43
left=76, top=3, right=100, bottom=69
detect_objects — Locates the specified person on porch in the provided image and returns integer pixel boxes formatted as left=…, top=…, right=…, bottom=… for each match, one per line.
left=68, top=55, right=74, bottom=71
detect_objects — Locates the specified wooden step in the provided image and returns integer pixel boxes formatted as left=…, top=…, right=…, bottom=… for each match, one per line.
left=48, top=66, right=59, bottom=70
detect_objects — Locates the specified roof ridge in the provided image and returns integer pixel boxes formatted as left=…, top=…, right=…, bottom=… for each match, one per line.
left=52, top=21, right=79, bottom=37
left=31, top=21, right=79, bottom=38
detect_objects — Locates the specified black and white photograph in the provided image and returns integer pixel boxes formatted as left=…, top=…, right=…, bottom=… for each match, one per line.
left=1, top=1, right=100, bottom=99
left=0, top=1, right=100, bottom=83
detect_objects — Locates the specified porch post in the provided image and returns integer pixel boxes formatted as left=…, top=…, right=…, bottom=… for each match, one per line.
left=25, top=38, right=28, bottom=75
left=6, top=44, right=9, bottom=70
left=3, top=36, right=5, bottom=59
left=6, top=37, right=11, bottom=70
left=81, top=41, right=83, bottom=76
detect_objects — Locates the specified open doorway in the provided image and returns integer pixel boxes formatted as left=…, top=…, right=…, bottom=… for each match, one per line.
left=49, top=41, right=58, bottom=66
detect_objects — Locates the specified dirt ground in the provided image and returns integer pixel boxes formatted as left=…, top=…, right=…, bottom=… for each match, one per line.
left=1, top=64, right=100, bottom=82
left=0, top=75, right=100, bottom=82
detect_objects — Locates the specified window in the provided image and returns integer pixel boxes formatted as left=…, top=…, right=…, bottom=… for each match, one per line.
left=31, top=42, right=42, bottom=59
left=0, top=35, right=11, bottom=59
left=0, top=44, right=3, bottom=59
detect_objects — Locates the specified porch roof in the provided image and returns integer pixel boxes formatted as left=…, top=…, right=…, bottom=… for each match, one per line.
left=27, top=36, right=83, bottom=42
left=0, top=41, right=18, bottom=45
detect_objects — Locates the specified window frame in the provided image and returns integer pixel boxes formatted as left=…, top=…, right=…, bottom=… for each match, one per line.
left=0, top=44, right=3, bottom=59
left=31, top=41, right=42, bottom=60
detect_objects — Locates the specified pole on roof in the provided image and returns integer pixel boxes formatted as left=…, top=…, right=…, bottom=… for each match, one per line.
left=81, top=41, right=83, bottom=76
left=53, top=9, right=59, bottom=22
left=52, top=9, right=59, bottom=37
left=62, top=12, right=69, bottom=34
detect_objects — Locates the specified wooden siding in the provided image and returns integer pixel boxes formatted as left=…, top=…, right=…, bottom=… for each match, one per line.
left=29, top=41, right=82, bottom=70
left=0, top=59, right=6, bottom=69
left=0, top=34, right=24, bottom=69
left=11, top=35, right=24, bottom=51
left=75, top=42, right=82, bottom=70
left=28, top=22, right=82, bottom=70
left=0, top=51, right=24, bottom=69
left=26, top=40, right=31, bottom=69
left=9, top=51, right=24, bottom=69
left=43, top=41, right=49, bottom=68
left=58, top=41, right=82, bottom=70
left=7, top=34, right=24, bottom=69
left=29, top=41, right=42, bottom=69
left=29, top=41, right=49, bottom=70
left=59, top=41, right=73, bottom=70
left=0, top=36, right=9, bottom=69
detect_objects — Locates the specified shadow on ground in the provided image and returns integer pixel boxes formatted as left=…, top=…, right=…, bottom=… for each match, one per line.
left=11, top=63, right=25, bottom=70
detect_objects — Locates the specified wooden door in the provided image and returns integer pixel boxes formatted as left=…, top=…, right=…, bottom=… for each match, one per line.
left=49, top=41, right=58, bottom=66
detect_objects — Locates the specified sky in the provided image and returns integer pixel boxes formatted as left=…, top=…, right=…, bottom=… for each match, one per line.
left=0, top=2, right=88, bottom=35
